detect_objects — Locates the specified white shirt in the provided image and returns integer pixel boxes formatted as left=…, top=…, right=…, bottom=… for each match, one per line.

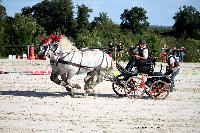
left=143, top=49, right=148, bottom=59
left=169, top=56, right=175, bottom=65
left=132, top=46, right=148, bottom=59
left=169, top=55, right=180, bottom=69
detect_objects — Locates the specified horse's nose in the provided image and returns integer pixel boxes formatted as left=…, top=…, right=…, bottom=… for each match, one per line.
left=38, top=51, right=44, bottom=59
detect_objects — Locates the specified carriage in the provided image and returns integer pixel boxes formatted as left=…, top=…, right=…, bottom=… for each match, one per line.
left=111, top=58, right=171, bottom=99
left=38, top=34, right=171, bottom=99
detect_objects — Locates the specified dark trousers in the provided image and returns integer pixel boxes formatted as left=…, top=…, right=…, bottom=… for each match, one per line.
left=171, top=67, right=180, bottom=87
left=125, top=58, right=136, bottom=72
left=125, top=58, right=150, bottom=73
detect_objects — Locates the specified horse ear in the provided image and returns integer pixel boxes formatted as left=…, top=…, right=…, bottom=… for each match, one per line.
left=50, top=33, right=55, bottom=39
left=58, top=33, right=62, bottom=38
left=47, top=38, right=51, bottom=44
left=57, top=33, right=62, bottom=41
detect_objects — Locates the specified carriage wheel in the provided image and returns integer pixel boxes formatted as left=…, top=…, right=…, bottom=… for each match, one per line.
left=124, top=76, right=145, bottom=98
left=150, top=80, right=169, bottom=100
left=112, top=75, right=126, bottom=96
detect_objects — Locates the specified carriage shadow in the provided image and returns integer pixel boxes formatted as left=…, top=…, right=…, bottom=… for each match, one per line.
left=0, top=90, right=118, bottom=99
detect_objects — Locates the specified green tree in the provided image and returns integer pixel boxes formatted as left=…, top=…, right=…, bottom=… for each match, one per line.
left=1, top=17, right=16, bottom=56
left=120, top=7, right=149, bottom=34
left=0, top=0, right=6, bottom=22
left=76, top=12, right=122, bottom=49
left=76, top=4, right=92, bottom=33
left=173, top=6, right=200, bottom=39
left=90, top=12, right=112, bottom=29
left=1, top=14, right=45, bottom=56
left=92, top=13, right=121, bottom=45
left=0, top=0, right=6, bottom=57
left=22, top=0, right=75, bottom=36
left=13, top=14, right=45, bottom=46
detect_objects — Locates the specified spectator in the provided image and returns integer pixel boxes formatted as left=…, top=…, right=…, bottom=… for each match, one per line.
left=160, top=48, right=167, bottom=62
left=107, top=42, right=114, bottom=57
left=116, top=42, right=124, bottom=60
left=180, top=46, right=186, bottom=62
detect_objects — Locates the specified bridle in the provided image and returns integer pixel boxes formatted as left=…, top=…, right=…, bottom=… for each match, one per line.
left=47, top=42, right=60, bottom=56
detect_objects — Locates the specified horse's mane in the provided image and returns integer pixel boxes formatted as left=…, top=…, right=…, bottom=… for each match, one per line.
left=59, top=36, right=78, bottom=51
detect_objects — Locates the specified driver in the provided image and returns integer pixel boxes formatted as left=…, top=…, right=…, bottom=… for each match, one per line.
left=125, top=39, right=149, bottom=73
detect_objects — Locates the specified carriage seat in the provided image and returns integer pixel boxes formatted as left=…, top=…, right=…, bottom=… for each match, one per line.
left=136, top=57, right=156, bottom=75
left=115, top=57, right=156, bottom=77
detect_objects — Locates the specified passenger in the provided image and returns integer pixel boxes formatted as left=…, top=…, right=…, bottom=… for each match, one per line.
left=165, top=49, right=180, bottom=92
left=125, top=39, right=149, bottom=73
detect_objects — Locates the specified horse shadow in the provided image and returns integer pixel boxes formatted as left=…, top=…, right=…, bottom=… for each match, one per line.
left=0, top=90, right=118, bottom=99
left=0, top=90, right=66, bottom=98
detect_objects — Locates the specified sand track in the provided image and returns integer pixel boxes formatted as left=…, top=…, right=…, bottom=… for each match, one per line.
left=0, top=59, right=200, bottom=132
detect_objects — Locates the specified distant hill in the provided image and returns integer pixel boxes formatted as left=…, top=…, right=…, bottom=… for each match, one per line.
left=149, top=25, right=172, bottom=29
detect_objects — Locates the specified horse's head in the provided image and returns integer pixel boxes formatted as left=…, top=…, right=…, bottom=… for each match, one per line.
left=38, top=36, right=52, bottom=59
left=46, top=33, right=62, bottom=60
left=38, top=36, right=60, bottom=61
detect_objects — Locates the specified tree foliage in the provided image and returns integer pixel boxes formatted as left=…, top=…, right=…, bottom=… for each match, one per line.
left=90, top=12, right=112, bottom=29
left=0, top=0, right=6, bottom=22
left=22, top=0, right=75, bottom=36
left=0, top=1, right=6, bottom=57
left=76, top=4, right=92, bottom=33
left=13, top=14, right=45, bottom=45
left=75, top=12, right=123, bottom=49
left=1, top=14, right=45, bottom=56
left=0, top=1, right=199, bottom=62
left=120, top=7, right=149, bottom=34
left=173, top=6, right=200, bottom=39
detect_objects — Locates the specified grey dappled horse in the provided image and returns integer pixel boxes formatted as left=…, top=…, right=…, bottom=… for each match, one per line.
left=38, top=35, right=113, bottom=96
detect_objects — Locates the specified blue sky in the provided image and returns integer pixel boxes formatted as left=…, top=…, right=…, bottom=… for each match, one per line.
left=2, top=0, right=200, bottom=26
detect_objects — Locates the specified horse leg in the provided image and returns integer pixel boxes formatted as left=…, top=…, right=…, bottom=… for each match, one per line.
left=84, top=71, right=101, bottom=95
left=50, top=69, right=61, bottom=85
left=90, top=70, right=104, bottom=90
left=96, top=70, right=104, bottom=83
left=65, top=71, right=81, bottom=90
left=59, top=73, right=71, bottom=91
left=84, top=72, right=93, bottom=94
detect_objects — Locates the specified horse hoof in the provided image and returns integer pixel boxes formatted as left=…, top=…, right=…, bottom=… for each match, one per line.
left=83, top=93, right=88, bottom=98
left=68, top=91, right=75, bottom=97
left=85, top=89, right=97, bottom=97
left=77, top=85, right=81, bottom=89
left=65, top=87, right=72, bottom=92
left=73, top=84, right=81, bottom=89
left=85, top=89, right=91, bottom=94
left=55, top=80, right=61, bottom=85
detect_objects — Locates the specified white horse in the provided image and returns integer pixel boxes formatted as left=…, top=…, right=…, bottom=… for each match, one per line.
left=38, top=35, right=113, bottom=96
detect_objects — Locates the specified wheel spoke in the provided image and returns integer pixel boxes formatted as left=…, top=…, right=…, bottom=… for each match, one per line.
left=150, top=80, right=169, bottom=100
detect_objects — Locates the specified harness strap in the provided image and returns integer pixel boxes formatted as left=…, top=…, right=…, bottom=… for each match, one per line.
left=77, top=51, right=83, bottom=75
left=48, top=43, right=59, bottom=55
left=105, top=54, right=108, bottom=68
left=57, top=51, right=110, bottom=73
left=98, top=52, right=105, bottom=69
left=57, top=59, right=95, bottom=70
left=59, top=51, right=73, bottom=60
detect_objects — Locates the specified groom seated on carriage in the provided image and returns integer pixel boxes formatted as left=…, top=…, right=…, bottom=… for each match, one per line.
left=125, top=39, right=154, bottom=75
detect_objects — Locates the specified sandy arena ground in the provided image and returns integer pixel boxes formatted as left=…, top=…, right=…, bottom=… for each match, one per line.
left=0, top=59, right=200, bottom=133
